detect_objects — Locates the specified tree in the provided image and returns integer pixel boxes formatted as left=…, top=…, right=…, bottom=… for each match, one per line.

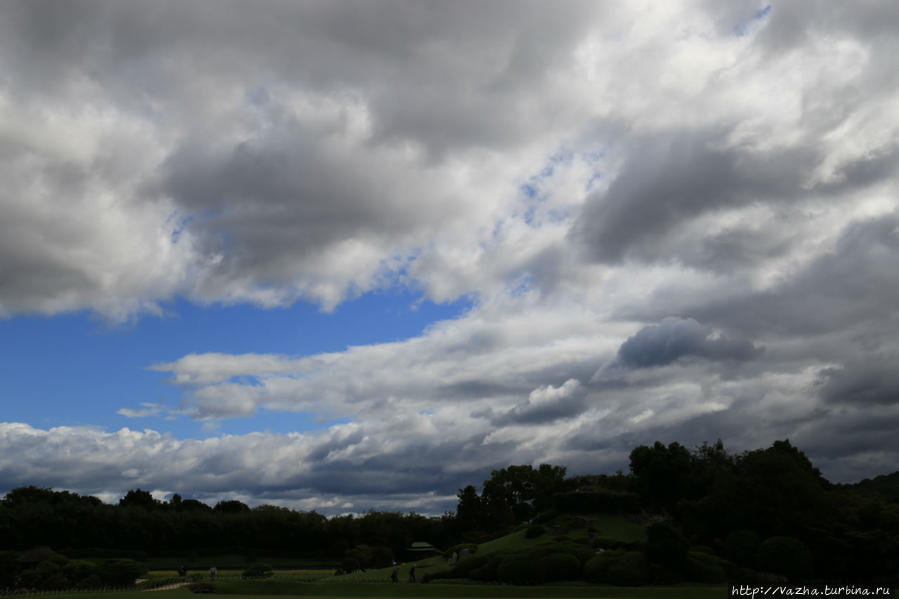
left=629, top=442, right=692, bottom=511
left=533, top=464, right=568, bottom=513
left=213, top=500, right=250, bottom=514
left=118, top=489, right=158, bottom=510
left=455, top=485, right=484, bottom=532
left=480, top=464, right=568, bottom=524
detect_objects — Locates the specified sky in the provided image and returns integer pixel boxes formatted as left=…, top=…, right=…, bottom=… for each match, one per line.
left=1, top=0, right=898, bottom=514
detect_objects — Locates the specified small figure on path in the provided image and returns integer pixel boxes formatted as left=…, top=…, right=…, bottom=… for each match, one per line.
left=177, top=564, right=186, bottom=578
left=390, top=567, right=399, bottom=583
left=408, top=565, right=416, bottom=583
left=210, top=565, right=216, bottom=581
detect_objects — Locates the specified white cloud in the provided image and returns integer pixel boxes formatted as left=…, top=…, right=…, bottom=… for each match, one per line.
left=2, top=1, right=899, bottom=503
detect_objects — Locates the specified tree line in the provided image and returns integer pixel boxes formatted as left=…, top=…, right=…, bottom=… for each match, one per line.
left=450, top=440, right=898, bottom=582
left=1, top=438, right=897, bottom=584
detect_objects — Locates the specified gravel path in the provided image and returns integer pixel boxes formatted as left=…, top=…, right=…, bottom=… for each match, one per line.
left=142, top=581, right=190, bottom=591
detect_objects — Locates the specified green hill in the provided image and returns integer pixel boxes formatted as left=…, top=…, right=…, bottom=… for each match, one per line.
left=326, top=511, right=647, bottom=585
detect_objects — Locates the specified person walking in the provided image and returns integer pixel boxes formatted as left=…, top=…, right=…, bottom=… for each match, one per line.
left=210, top=565, right=216, bottom=581
left=391, top=567, right=399, bottom=583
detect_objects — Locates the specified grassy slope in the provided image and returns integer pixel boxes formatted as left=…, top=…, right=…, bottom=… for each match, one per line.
left=325, top=511, right=648, bottom=584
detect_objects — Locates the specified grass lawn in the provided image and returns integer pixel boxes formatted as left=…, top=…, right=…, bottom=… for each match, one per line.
left=46, top=582, right=726, bottom=599
left=142, top=555, right=337, bottom=571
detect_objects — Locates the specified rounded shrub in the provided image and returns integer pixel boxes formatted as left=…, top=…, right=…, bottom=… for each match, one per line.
left=607, top=551, right=649, bottom=586
left=583, top=550, right=625, bottom=582
left=526, top=524, right=546, bottom=538
left=449, top=553, right=489, bottom=578
left=75, top=574, right=104, bottom=589
left=62, top=559, right=99, bottom=584
left=549, top=540, right=594, bottom=565
left=685, top=551, right=727, bottom=583
left=188, top=582, right=217, bottom=593
left=757, top=536, right=813, bottom=580
left=469, top=555, right=503, bottom=582
left=646, top=522, right=689, bottom=570
left=443, top=543, right=478, bottom=560
left=242, top=562, right=273, bottom=578
left=17, top=556, right=70, bottom=590
left=340, top=556, right=360, bottom=573
left=538, top=552, right=582, bottom=582
left=97, top=558, right=147, bottom=586
left=647, top=562, right=682, bottom=584
left=531, top=510, right=559, bottom=525
left=726, top=529, right=761, bottom=567
left=497, top=554, right=539, bottom=585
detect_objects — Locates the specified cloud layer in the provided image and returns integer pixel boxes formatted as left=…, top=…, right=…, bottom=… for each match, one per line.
left=2, top=1, right=899, bottom=509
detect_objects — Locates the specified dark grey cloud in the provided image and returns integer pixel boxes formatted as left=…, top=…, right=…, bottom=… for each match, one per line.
left=488, top=379, right=587, bottom=426
left=158, top=117, right=427, bottom=283
left=617, top=317, right=760, bottom=368
left=1, top=0, right=599, bottom=153
left=573, top=130, right=817, bottom=264
left=817, top=356, right=899, bottom=407
left=694, top=215, right=899, bottom=337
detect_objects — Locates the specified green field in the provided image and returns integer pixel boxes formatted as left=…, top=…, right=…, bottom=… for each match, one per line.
left=42, top=581, right=726, bottom=599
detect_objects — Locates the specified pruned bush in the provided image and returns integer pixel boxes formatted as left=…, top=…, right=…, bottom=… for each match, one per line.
left=449, top=554, right=489, bottom=578
left=646, top=522, right=689, bottom=570
left=443, top=543, right=478, bottom=560
left=757, top=536, right=813, bottom=580
left=242, top=562, right=273, bottom=578
left=647, top=562, right=682, bottom=584
left=537, top=552, right=581, bottom=582
left=685, top=551, right=728, bottom=583
left=584, top=550, right=624, bottom=582
left=584, top=550, right=649, bottom=586
left=340, top=556, right=360, bottom=572
left=548, top=540, right=594, bottom=565
left=63, top=559, right=99, bottom=584
left=17, top=556, right=70, bottom=590
left=592, top=537, right=641, bottom=551
left=531, top=510, right=559, bottom=525
left=469, top=555, right=503, bottom=581
left=422, top=569, right=453, bottom=583
left=74, top=574, right=104, bottom=589
left=0, top=551, right=19, bottom=589
left=525, top=525, right=545, bottom=538
left=726, top=529, right=760, bottom=567
left=97, top=558, right=147, bottom=586
left=607, top=551, right=649, bottom=586
left=497, top=554, right=538, bottom=585
left=188, top=582, right=217, bottom=593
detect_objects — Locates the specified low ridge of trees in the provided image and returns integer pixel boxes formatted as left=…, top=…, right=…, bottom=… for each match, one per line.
left=448, top=440, right=898, bottom=584
left=0, top=438, right=897, bottom=588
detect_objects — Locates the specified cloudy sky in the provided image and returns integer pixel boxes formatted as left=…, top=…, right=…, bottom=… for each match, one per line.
left=2, top=0, right=898, bottom=514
